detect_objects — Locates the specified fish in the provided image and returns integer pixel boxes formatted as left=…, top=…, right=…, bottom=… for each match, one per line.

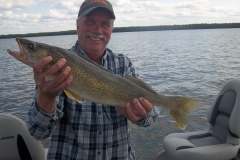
left=7, top=38, right=201, bottom=130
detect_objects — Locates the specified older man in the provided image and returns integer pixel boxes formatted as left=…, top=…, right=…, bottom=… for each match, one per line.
left=25, top=0, right=159, bottom=159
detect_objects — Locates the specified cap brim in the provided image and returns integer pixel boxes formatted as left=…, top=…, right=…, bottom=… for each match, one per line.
left=80, top=6, right=115, bottom=19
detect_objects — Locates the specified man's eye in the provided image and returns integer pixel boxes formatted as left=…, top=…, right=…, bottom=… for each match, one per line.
left=86, top=19, right=94, bottom=25
left=102, top=23, right=110, bottom=28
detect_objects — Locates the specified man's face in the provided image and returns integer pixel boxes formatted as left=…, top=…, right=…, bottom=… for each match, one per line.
left=77, top=9, right=114, bottom=56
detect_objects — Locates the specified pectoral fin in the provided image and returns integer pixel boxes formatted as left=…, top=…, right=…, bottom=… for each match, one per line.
left=64, top=89, right=82, bottom=103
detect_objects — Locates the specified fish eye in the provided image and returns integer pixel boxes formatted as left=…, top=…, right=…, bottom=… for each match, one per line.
left=27, top=43, right=35, bottom=50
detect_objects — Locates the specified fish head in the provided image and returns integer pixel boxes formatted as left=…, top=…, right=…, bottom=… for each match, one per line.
left=16, top=38, right=49, bottom=63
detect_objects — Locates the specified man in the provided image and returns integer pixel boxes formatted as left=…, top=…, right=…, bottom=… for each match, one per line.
left=26, top=0, right=160, bottom=159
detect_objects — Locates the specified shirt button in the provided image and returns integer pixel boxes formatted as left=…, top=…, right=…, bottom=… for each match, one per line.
left=99, top=131, right=102, bottom=135
left=98, top=151, right=101, bottom=155
left=98, top=112, right=101, bottom=115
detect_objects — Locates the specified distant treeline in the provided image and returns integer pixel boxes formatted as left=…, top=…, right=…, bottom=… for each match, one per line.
left=1, top=23, right=240, bottom=39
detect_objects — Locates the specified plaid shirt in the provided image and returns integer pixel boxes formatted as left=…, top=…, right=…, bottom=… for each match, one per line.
left=25, top=41, right=160, bottom=160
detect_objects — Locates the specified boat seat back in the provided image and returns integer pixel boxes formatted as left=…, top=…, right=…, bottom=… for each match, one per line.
left=208, top=79, right=240, bottom=144
left=0, top=113, right=45, bottom=160
left=160, top=79, right=240, bottom=160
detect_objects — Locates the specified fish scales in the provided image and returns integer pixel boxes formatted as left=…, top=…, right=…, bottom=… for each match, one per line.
left=7, top=38, right=201, bottom=130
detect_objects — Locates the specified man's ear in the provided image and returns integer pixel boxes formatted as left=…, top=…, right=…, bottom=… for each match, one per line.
left=76, top=19, right=80, bottom=30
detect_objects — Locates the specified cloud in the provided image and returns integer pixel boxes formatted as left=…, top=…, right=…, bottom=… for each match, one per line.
left=37, top=0, right=54, bottom=1
left=209, top=6, right=235, bottom=13
left=0, top=11, right=41, bottom=22
left=0, top=13, right=76, bottom=35
left=0, top=0, right=37, bottom=10
left=111, top=0, right=132, bottom=6
left=50, top=0, right=83, bottom=18
left=136, top=1, right=169, bottom=9
left=1, top=0, right=240, bottom=35
left=113, top=0, right=240, bottom=26
left=115, top=1, right=168, bottom=13
left=41, top=9, right=76, bottom=20
left=174, top=0, right=209, bottom=10
left=0, top=1, right=77, bottom=35
left=53, top=1, right=79, bottom=10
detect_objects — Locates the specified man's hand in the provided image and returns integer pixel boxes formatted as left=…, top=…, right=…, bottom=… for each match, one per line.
left=34, top=56, right=72, bottom=98
left=34, top=56, right=73, bottom=113
left=116, top=97, right=153, bottom=122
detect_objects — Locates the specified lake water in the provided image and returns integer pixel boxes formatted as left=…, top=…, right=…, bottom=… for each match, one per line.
left=1, top=28, right=240, bottom=159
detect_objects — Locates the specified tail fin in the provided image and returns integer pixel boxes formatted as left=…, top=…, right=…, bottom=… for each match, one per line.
left=168, top=97, right=201, bottom=130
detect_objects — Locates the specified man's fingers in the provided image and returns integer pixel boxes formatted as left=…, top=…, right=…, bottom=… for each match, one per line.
left=139, top=97, right=153, bottom=113
left=33, top=56, right=73, bottom=97
left=45, top=75, right=73, bottom=95
left=131, top=98, right=146, bottom=116
left=47, top=66, right=72, bottom=87
left=116, top=105, right=138, bottom=122
left=44, top=58, right=66, bottom=75
left=115, top=106, right=128, bottom=117
left=33, top=56, right=53, bottom=73
left=117, top=98, right=153, bottom=123
left=125, top=103, right=139, bottom=122
left=43, top=66, right=73, bottom=92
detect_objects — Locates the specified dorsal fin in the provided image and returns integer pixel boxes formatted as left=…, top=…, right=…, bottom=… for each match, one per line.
left=126, top=76, right=158, bottom=94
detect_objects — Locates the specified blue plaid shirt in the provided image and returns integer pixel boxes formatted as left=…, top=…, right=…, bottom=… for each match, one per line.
left=25, top=41, right=160, bottom=160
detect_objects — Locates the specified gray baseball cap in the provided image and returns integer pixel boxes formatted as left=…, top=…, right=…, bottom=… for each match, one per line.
left=78, top=0, right=115, bottom=19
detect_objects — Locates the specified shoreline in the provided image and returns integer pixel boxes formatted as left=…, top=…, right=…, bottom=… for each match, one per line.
left=1, top=23, right=240, bottom=39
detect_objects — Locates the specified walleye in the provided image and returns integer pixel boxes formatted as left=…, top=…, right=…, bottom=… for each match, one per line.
left=7, top=38, right=201, bottom=130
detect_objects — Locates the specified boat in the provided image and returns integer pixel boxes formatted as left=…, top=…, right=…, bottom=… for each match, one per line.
left=0, top=113, right=47, bottom=160
left=0, top=79, right=240, bottom=160
left=155, top=79, right=240, bottom=160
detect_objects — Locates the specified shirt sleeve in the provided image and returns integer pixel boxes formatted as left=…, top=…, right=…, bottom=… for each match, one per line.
left=123, top=56, right=160, bottom=127
left=25, top=87, right=64, bottom=141
left=124, top=56, right=139, bottom=78
left=133, top=106, right=160, bottom=127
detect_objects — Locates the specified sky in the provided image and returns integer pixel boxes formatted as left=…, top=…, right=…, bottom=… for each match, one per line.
left=0, top=0, right=240, bottom=35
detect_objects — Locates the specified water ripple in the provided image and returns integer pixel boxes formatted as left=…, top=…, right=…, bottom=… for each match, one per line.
left=1, top=29, right=240, bottom=159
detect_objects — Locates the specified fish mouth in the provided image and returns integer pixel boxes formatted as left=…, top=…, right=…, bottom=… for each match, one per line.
left=16, top=37, right=24, bottom=54
left=7, top=38, right=34, bottom=67
left=15, top=37, right=29, bottom=59
left=15, top=37, right=31, bottom=63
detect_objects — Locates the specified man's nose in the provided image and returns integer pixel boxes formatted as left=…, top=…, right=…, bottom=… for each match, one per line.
left=93, top=23, right=102, bottom=33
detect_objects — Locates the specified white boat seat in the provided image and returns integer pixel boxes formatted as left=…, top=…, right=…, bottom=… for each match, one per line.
left=161, top=79, right=240, bottom=160
left=0, top=113, right=45, bottom=160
